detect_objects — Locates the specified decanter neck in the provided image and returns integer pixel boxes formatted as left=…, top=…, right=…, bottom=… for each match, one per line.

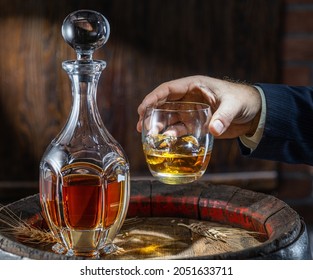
left=58, top=60, right=107, bottom=144
left=64, top=60, right=106, bottom=110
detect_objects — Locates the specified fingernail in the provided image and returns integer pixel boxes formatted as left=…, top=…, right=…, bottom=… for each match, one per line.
left=212, top=119, right=224, bottom=135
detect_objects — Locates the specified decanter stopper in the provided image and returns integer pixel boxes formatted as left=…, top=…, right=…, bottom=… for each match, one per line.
left=61, top=10, right=110, bottom=60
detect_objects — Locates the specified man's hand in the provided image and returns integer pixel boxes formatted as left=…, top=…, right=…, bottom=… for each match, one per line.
left=137, top=75, right=262, bottom=139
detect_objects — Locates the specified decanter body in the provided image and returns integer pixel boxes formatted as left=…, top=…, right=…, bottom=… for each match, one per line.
left=39, top=10, right=130, bottom=257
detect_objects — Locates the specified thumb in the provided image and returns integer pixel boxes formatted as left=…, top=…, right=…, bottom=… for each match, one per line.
left=209, top=118, right=226, bottom=136
left=208, top=102, right=238, bottom=136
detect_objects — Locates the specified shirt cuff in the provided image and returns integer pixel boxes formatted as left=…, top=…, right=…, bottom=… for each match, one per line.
left=239, top=86, right=266, bottom=151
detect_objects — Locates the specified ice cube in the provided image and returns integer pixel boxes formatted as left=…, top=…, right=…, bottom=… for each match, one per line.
left=172, top=135, right=200, bottom=154
left=145, top=134, right=177, bottom=150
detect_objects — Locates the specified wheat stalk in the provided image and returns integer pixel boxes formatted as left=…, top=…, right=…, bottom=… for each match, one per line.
left=178, top=222, right=228, bottom=242
left=0, top=205, right=56, bottom=244
left=178, top=221, right=264, bottom=245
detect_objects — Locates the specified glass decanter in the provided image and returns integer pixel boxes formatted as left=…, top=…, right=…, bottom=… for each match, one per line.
left=39, top=10, right=130, bottom=258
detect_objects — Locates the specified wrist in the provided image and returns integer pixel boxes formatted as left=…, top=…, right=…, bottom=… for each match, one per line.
left=240, top=86, right=266, bottom=151
left=247, top=108, right=261, bottom=137
left=246, top=86, right=263, bottom=137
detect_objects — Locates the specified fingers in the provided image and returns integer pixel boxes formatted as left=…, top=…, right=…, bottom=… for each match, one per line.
left=163, top=122, right=188, bottom=137
left=137, top=82, right=183, bottom=132
left=137, top=76, right=212, bottom=132
left=143, top=112, right=181, bottom=136
left=143, top=111, right=194, bottom=137
left=138, top=78, right=191, bottom=115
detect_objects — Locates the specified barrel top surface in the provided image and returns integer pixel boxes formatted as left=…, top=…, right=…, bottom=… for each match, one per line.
left=0, top=181, right=307, bottom=260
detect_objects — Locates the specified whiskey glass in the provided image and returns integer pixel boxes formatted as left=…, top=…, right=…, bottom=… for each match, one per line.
left=142, top=102, right=214, bottom=184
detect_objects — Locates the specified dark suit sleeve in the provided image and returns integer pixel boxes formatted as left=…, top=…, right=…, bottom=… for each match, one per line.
left=239, top=84, right=313, bottom=165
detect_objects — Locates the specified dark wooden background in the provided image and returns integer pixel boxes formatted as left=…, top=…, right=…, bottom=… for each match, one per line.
left=0, top=0, right=282, bottom=193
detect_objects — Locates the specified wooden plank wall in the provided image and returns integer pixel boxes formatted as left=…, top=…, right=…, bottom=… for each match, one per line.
left=0, top=0, right=282, bottom=185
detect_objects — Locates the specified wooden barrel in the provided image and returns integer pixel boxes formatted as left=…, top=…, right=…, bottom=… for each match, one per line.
left=0, top=180, right=311, bottom=259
